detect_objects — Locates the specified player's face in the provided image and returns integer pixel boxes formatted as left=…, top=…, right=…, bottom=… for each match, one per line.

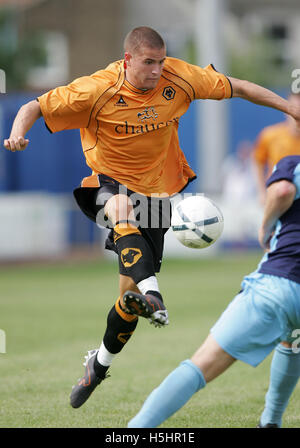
left=125, top=45, right=166, bottom=90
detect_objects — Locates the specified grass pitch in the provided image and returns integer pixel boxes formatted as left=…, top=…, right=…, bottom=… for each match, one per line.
left=0, top=252, right=299, bottom=428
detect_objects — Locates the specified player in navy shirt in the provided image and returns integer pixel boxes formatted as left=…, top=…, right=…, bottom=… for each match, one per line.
left=128, top=155, right=300, bottom=428
left=258, top=155, right=300, bottom=283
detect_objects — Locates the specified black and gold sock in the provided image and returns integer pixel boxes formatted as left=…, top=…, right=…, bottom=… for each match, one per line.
left=102, top=297, right=138, bottom=355
left=113, top=221, right=155, bottom=284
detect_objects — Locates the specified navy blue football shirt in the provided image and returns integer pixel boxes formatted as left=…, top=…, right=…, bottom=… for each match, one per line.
left=257, top=155, right=300, bottom=284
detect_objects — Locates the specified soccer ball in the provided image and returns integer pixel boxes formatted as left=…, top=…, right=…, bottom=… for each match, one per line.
left=171, top=195, right=224, bottom=249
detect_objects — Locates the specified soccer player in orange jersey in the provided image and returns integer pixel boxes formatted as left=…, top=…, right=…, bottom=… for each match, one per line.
left=4, top=27, right=300, bottom=409
left=253, top=93, right=300, bottom=204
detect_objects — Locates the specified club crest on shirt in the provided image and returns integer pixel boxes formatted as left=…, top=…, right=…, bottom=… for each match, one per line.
left=162, top=86, right=176, bottom=100
left=137, top=106, right=158, bottom=122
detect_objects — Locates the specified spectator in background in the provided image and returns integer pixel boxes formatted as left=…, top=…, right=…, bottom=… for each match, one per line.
left=221, top=141, right=260, bottom=249
left=253, top=93, right=300, bottom=205
left=222, top=140, right=257, bottom=204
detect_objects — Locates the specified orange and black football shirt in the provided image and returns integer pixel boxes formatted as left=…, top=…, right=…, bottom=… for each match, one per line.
left=253, top=122, right=300, bottom=177
left=38, top=57, right=232, bottom=196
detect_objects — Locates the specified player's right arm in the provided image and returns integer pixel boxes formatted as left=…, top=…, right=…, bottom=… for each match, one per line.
left=258, top=179, right=296, bottom=250
left=3, top=99, right=42, bottom=152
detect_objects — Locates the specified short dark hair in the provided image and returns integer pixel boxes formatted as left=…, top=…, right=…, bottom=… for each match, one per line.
left=124, top=26, right=165, bottom=53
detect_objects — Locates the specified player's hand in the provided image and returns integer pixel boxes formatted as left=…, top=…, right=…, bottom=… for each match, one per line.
left=258, top=226, right=273, bottom=251
left=3, top=136, right=29, bottom=152
left=288, top=101, right=300, bottom=130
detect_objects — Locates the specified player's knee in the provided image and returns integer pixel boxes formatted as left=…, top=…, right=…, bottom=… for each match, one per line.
left=191, top=335, right=235, bottom=382
left=280, top=340, right=292, bottom=348
left=105, top=194, right=134, bottom=225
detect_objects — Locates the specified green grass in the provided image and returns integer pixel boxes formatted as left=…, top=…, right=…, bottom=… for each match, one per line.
left=0, top=253, right=299, bottom=428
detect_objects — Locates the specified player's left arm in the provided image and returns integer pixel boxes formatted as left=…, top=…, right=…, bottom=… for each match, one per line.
left=228, top=77, right=300, bottom=126
left=258, top=179, right=296, bottom=250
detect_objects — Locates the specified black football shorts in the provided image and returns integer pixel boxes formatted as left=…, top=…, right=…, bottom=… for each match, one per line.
left=73, top=174, right=171, bottom=273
